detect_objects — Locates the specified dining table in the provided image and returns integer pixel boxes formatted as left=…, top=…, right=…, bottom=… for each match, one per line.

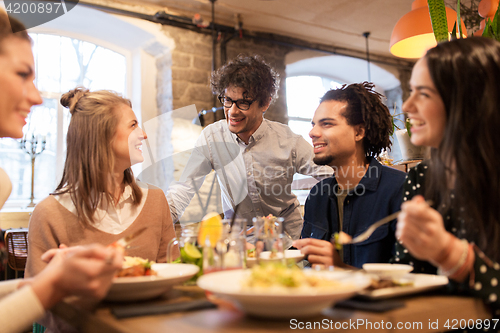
left=51, top=283, right=494, bottom=333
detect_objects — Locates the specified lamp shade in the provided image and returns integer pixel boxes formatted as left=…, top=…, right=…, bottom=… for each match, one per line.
left=473, top=0, right=499, bottom=36
left=390, top=0, right=467, bottom=59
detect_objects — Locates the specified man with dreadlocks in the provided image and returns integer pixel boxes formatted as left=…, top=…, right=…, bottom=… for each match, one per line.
left=293, top=82, right=406, bottom=268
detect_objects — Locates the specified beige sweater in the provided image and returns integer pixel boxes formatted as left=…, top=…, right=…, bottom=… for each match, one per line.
left=26, top=185, right=179, bottom=278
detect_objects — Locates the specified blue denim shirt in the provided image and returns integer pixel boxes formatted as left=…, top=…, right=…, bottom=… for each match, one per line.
left=301, top=158, right=406, bottom=268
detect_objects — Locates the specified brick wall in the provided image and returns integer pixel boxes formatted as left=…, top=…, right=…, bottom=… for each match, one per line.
left=164, top=26, right=293, bottom=125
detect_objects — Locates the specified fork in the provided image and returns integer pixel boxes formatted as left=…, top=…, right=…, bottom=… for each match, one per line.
left=341, top=211, right=400, bottom=245
left=338, top=200, right=433, bottom=245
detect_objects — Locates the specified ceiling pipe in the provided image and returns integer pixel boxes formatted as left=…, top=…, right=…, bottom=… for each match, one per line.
left=220, top=32, right=235, bottom=66
left=221, top=14, right=242, bottom=66
left=209, top=0, right=217, bottom=108
left=363, top=31, right=371, bottom=82
left=68, top=0, right=415, bottom=70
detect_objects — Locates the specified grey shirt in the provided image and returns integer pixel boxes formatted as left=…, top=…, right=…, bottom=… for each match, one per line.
left=167, top=119, right=333, bottom=240
left=336, top=187, right=350, bottom=261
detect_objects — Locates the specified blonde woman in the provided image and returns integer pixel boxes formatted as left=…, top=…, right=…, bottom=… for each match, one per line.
left=26, top=88, right=178, bottom=277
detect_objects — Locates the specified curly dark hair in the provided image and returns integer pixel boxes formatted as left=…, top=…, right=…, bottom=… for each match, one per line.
left=210, top=54, right=280, bottom=107
left=320, top=82, right=392, bottom=157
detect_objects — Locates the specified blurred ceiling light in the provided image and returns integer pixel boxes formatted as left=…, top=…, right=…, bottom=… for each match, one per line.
left=390, top=0, right=467, bottom=59
left=473, top=0, right=499, bottom=36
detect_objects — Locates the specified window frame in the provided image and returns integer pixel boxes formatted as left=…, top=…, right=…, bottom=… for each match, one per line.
left=0, top=33, right=131, bottom=208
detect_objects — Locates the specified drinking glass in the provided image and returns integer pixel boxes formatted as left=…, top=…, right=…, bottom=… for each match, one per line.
left=252, top=216, right=286, bottom=265
left=203, top=218, right=247, bottom=274
left=167, top=224, right=203, bottom=280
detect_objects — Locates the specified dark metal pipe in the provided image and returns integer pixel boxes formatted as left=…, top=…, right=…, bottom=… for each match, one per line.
left=210, top=0, right=217, bottom=72
left=220, top=32, right=236, bottom=66
left=69, top=0, right=414, bottom=70
left=209, top=0, right=217, bottom=108
left=363, top=32, right=371, bottom=82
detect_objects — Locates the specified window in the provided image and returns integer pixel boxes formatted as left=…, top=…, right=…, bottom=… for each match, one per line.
left=286, top=76, right=342, bottom=203
left=0, top=34, right=126, bottom=206
left=286, top=75, right=342, bottom=143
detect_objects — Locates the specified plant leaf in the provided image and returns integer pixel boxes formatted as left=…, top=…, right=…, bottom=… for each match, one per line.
left=392, top=117, right=400, bottom=132
left=456, top=0, right=462, bottom=38
left=451, top=22, right=457, bottom=40
left=391, top=103, right=399, bottom=133
left=405, top=118, right=412, bottom=138
left=493, top=1, right=500, bottom=41
left=482, top=18, right=493, bottom=38
left=488, top=24, right=495, bottom=39
left=428, top=0, right=449, bottom=43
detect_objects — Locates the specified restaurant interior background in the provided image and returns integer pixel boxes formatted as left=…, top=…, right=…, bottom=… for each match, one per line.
left=0, top=0, right=484, bottom=224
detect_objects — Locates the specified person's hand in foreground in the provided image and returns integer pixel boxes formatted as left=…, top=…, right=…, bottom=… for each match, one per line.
left=40, top=243, right=84, bottom=263
left=396, top=195, right=467, bottom=279
left=396, top=195, right=453, bottom=262
left=19, top=244, right=123, bottom=310
left=292, top=238, right=344, bottom=268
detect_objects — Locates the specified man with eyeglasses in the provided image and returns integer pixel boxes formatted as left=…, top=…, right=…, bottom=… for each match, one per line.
left=167, top=54, right=332, bottom=242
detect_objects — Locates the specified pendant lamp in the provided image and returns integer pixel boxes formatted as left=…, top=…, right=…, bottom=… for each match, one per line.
left=390, top=0, right=467, bottom=59
left=473, top=0, right=499, bottom=36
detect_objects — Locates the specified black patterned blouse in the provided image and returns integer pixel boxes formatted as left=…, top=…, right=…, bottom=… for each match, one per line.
left=391, top=162, right=500, bottom=318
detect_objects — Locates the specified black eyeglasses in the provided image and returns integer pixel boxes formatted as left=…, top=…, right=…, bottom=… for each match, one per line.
left=218, top=96, right=255, bottom=111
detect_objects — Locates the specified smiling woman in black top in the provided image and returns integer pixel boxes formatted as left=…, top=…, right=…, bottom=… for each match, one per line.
left=393, top=37, right=500, bottom=315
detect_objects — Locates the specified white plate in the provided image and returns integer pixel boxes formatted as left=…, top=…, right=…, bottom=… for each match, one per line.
left=105, top=263, right=199, bottom=302
left=246, top=249, right=305, bottom=268
left=357, top=273, right=449, bottom=300
left=197, top=269, right=371, bottom=318
left=362, top=263, right=414, bottom=278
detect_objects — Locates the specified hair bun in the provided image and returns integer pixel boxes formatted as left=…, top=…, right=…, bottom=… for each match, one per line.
left=60, top=87, right=89, bottom=114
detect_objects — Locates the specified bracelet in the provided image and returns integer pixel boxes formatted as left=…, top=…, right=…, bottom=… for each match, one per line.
left=438, top=239, right=469, bottom=277
left=450, top=243, right=474, bottom=281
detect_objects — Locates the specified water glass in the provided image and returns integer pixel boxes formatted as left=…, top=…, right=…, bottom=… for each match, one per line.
left=203, top=218, right=247, bottom=274
left=252, top=216, right=286, bottom=264
left=167, top=224, right=203, bottom=281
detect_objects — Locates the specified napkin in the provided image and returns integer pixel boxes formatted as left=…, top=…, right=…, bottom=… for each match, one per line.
left=111, top=299, right=217, bottom=319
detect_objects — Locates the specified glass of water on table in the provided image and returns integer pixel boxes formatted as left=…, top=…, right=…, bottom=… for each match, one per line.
left=252, top=216, right=286, bottom=265
left=202, top=218, right=248, bottom=274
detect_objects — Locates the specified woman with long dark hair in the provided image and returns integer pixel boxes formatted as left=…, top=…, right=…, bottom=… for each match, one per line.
left=394, top=37, right=500, bottom=311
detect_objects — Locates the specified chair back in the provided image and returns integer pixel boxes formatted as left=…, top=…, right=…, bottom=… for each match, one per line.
left=4, top=228, right=28, bottom=275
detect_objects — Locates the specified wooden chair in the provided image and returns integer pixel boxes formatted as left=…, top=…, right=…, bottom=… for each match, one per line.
left=4, top=228, right=28, bottom=279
